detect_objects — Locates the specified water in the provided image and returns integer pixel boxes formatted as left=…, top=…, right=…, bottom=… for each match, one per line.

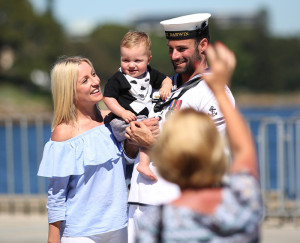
left=241, top=106, right=300, bottom=118
left=0, top=106, right=300, bottom=194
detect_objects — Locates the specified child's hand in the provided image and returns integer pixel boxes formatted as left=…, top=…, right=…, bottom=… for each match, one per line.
left=159, top=85, right=171, bottom=100
left=159, top=76, right=172, bottom=100
left=121, top=110, right=136, bottom=123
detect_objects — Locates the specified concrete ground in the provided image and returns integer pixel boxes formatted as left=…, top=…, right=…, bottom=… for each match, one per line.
left=0, top=214, right=48, bottom=243
left=0, top=214, right=299, bottom=243
left=262, top=218, right=300, bottom=243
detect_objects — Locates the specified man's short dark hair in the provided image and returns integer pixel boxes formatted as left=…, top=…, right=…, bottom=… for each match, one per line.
left=195, top=23, right=210, bottom=47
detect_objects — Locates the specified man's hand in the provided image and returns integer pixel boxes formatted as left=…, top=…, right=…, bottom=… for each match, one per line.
left=142, top=117, right=160, bottom=138
left=125, top=117, right=159, bottom=148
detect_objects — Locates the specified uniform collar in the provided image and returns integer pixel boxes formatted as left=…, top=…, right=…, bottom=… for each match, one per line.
left=174, top=68, right=210, bottom=89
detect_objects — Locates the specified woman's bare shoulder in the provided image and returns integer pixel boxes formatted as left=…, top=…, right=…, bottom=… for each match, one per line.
left=51, top=123, right=74, bottom=142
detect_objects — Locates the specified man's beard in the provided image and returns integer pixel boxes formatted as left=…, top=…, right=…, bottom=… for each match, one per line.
left=172, top=49, right=201, bottom=75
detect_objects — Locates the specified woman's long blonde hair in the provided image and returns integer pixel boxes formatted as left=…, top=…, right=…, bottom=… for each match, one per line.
left=151, top=108, right=226, bottom=190
left=50, top=56, right=93, bottom=131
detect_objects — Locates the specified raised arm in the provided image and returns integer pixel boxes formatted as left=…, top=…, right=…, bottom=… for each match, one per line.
left=202, top=42, right=258, bottom=178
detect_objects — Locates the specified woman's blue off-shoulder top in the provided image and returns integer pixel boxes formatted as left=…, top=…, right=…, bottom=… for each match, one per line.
left=38, top=124, right=129, bottom=237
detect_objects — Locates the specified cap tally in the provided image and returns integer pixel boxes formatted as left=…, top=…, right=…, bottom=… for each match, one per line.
left=160, top=13, right=211, bottom=40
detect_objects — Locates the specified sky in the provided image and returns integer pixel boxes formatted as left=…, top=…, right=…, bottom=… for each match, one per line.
left=29, top=0, right=300, bottom=37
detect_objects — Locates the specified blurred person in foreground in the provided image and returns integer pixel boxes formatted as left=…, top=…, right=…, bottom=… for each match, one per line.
left=126, top=13, right=235, bottom=242
left=37, top=56, right=157, bottom=243
left=136, top=42, right=263, bottom=242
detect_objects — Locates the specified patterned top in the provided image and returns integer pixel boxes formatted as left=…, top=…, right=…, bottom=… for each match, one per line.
left=137, top=172, right=263, bottom=243
left=38, top=124, right=134, bottom=237
left=104, top=65, right=166, bottom=116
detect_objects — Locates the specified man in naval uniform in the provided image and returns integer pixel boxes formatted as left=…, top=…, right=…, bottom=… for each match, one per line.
left=125, top=13, right=235, bottom=243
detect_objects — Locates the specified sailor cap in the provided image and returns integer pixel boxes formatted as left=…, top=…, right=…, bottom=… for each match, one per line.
left=160, top=13, right=211, bottom=40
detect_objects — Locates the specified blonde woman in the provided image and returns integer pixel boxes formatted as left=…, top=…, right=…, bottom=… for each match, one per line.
left=38, top=56, right=157, bottom=243
left=136, top=43, right=263, bottom=242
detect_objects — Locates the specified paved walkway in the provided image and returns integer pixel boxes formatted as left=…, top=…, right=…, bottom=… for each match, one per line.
left=262, top=219, right=300, bottom=243
left=0, top=214, right=47, bottom=243
left=0, top=214, right=299, bottom=243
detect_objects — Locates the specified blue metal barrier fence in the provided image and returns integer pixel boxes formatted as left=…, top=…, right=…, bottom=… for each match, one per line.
left=0, top=113, right=299, bottom=220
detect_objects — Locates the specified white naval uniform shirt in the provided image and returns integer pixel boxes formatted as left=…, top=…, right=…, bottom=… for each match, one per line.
left=128, top=74, right=235, bottom=206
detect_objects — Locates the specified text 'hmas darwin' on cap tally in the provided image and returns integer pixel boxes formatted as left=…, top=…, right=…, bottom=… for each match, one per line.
left=160, top=13, right=211, bottom=40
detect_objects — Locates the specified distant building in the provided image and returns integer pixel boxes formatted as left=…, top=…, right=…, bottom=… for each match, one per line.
left=214, top=10, right=267, bottom=31
left=131, top=14, right=175, bottom=35
left=131, top=10, right=267, bottom=36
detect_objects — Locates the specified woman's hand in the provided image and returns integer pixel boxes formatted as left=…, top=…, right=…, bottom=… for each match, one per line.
left=202, top=42, right=236, bottom=95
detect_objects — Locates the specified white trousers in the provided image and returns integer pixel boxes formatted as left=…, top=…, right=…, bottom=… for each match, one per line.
left=61, top=227, right=128, bottom=243
left=128, top=204, right=150, bottom=243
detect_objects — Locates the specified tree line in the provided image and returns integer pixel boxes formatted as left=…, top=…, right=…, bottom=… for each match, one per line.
left=0, top=0, right=299, bottom=98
